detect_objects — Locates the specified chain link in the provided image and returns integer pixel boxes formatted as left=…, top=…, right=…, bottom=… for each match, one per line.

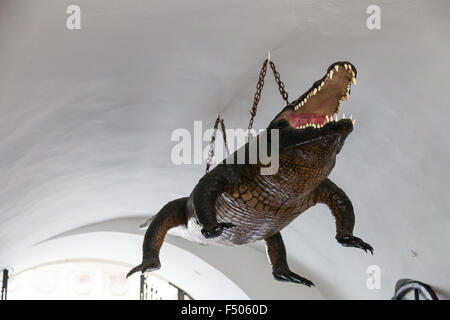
left=247, top=59, right=268, bottom=137
left=269, top=60, right=289, bottom=104
left=206, top=58, right=288, bottom=172
left=247, top=59, right=289, bottom=136
left=205, top=115, right=229, bottom=173
left=205, top=115, right=221, bottom=173
left=220, top=118, right=230, bottom=158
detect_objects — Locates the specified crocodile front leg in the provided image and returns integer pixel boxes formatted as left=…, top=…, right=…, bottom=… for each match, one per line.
left=315, top=178, right=373, bottom=254
left=265, top=232, right=314, bottom=287
left=192, top=166, right=236, bottom=239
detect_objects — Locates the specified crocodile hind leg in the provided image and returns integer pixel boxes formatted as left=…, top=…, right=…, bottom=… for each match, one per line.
left=315, top=178, right=373, bottom=254
left=265, top=232, right=314, bottom=287
left=126, top=197, right=188, bottom=278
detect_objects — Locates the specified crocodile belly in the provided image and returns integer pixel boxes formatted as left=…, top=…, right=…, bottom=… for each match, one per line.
left=186, top=192, right=309, bottom=246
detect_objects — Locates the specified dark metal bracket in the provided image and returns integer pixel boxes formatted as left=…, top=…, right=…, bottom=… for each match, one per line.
left=392, top=278, right=439, bottom=300
left=1, top=269, right=8, bottom=300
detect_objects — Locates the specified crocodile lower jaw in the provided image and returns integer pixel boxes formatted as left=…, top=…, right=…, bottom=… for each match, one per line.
left=294, top=113, right=356, bottom=129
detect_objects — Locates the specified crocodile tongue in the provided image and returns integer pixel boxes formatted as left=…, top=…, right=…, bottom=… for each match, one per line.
left=289, top=113, right=326, bottom=128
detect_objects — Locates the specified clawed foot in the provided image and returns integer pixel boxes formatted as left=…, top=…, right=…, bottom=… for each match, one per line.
left=337, top=235, right=374, bottom=255
left=273, top=268, right=315, bottom=287
left=126, top=257, right=161, bottom=278
left=201, top=222, right=235, bottom=239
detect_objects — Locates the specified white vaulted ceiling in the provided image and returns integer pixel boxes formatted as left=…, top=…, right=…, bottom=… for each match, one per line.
left=1, top=0, right=449, bottom=299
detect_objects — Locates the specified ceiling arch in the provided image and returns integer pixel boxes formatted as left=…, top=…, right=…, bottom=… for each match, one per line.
left=1, top=0, right=449, bottom=299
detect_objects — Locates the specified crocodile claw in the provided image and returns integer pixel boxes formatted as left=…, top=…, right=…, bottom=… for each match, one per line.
left=201, top=222, right=235, bottom=239
left=273, top=269, right=315, bottom=287
left=337, top=235, right=374, bottom=255
left=126, top=256, right=161, bottom=278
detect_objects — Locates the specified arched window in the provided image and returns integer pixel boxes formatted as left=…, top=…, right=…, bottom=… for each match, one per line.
left=7, top=260, right=192, bottom=300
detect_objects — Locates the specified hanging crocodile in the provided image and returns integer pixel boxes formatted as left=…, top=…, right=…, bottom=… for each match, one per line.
left=127, top=61, right=373, bottom=287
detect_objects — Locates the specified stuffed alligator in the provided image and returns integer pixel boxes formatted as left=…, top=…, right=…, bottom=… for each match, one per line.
left=127, top=62, right=373, bottom=287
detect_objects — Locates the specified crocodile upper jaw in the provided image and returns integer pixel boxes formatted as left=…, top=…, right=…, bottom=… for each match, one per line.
left=273, top=62, right=357, bottom=130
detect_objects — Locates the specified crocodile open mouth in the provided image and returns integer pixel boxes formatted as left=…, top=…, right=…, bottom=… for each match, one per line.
left=277, top=62, right=357, bottom=129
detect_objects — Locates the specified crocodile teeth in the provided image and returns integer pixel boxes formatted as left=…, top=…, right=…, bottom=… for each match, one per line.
left=342, top=113, right=346, bottom=119
left=352, top=119, right=356, bottom=126
left=350, top=114, right=353, bottom=120
left=334, top=114, right=338, bottom=121
left=294, top=64, right=357, bottom=114
left=326, top=115, right=330, bottom=122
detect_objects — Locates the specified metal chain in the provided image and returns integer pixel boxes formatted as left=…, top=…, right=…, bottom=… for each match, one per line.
left=247, top=59, right=268, bottom=137
left=206, top=58, right=288, bottom=172
left=220, top=118, right=230, bottom=158
left=247, top=58, right=289, bottom=136
left=205, top=115, right=221, bottom=173
left=269, top=60, right=289, bottom=104
left=205, top=115, right=230, bottom=173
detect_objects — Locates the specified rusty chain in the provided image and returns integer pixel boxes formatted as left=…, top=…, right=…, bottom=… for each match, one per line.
left=247, top=59, right=268, bottom=136
left=248, top=59, right=289, bottom=136
left=220, top=118, right=230, bottom=158
left=205, top=115, right=221, bottom=173
left=269, top=60, right=289, bottom=104
left=205, top=114, right=229, bottom=173
left=206, top=58, right=288, bottom=172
